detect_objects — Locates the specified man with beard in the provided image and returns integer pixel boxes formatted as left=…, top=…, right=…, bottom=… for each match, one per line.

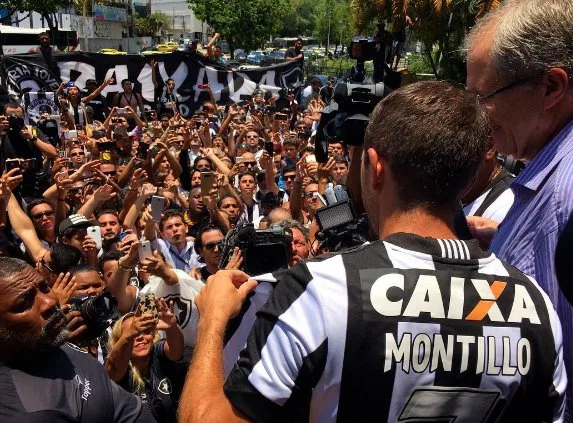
left=191, top=224, right=225, bottom=282
left=0, top=258, right=153, bottom=421
left=97, top=210, right=122, bottom=241
left=27, top=32, right=58, bottom=64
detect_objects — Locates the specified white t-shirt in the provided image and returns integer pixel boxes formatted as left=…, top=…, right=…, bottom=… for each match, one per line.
left=140, top=269, right=204, bottom=361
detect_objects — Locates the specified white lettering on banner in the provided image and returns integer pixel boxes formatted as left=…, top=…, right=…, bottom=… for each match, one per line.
left=136, top=64, right=155, bottom=102
left=7, top=64, right=60, bottom=93
left=384, top=332, right=532, bottom=376
left=232, top=72, right=259, bottom=102
left=157, top=61, right=190, bottom=102
left=101, top=65, right=129, bottom=95
left=57, top=61, right=96, bottom=87
left=193, top=66, right=225, bottom=102
left=369, top=273, right=541, bottom=324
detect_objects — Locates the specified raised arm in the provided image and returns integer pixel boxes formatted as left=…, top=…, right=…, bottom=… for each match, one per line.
left=7, top=191, right=48, bottom=263
left=82, top=77, right=114, bottom=104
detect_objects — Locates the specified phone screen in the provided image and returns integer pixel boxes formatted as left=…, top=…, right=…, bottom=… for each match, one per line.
left=200, top=171, right=214, bottom=196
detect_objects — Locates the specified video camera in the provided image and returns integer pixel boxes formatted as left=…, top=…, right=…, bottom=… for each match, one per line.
left=7, top=114, right=25, bottom=131
left=315, top=26, right=401, bottom=162
left=70, top=289, right=117, bottom=342
left=315, top=185, right=370, bottom=252
left=219, top=223, right=293, bottom=276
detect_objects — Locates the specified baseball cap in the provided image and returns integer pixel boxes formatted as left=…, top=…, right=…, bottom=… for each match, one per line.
left=58, top=214, right=91, bottom=236
left=85, top=79, right=98, bottom=85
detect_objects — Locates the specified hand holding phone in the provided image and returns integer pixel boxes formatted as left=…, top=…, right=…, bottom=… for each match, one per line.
left=138, top=240, right=154, bottom=262
left=139, top=292, right=159, bottom=319
left=200, top=171, right=215, bottom=196
left=86, top=226, right=102, bottom=250
left=150, top=196, right=166, bottom=221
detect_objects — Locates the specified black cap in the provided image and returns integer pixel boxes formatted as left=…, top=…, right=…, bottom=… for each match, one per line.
left=86, top=79, right=98, bottom=85
left=58, top=214, right=91, bottom=236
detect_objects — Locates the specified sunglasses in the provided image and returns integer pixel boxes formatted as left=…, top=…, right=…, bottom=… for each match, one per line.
left=70, top=151, right=85, bottom=157
left=284, top=175, right=296, bottom=181
left=102, top=171, right=117, bottom=176
left=32, top=210, right=55, bottom=220
left=203, top=241, right=223, bottom=251
left=243, top=161, right=256, bottom=167
left=304, top=190, right=318, bottom=199
left=246, top=134, right=258, bottom=139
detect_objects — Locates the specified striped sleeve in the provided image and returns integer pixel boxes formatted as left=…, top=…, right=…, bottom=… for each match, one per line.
left=224, top=262, right=328, bottom=422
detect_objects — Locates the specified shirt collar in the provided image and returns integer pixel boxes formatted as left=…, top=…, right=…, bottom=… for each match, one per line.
left=514, top=120, right=573, bottom=192
left=382, top=232, right=489, bottom=260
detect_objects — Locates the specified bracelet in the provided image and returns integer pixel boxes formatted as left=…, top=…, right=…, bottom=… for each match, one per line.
left=118, top=261, right=134, bottom=271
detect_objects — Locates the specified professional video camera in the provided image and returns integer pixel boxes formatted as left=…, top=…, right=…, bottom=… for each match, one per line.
left=315, top=24, right=401, bottom=162
left=70, top=289, right=117, bottom=342
left=219, top=223, right=293, bottom=276
left=7, top=114, right=25, bottom=131
left=314, top=185, right=370, bottom=252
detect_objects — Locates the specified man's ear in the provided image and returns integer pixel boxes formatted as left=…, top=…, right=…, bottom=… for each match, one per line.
left=366, top=147, right=384, bottom=190
left=543, top=67, right=570, bottom=111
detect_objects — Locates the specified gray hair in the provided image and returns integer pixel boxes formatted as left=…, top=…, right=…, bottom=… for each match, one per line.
left=466, top=0, right=573, bottom=82
left=273, top=219, right=309, bottom=240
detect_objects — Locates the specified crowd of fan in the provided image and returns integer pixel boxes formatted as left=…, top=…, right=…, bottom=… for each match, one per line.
left=0, top=77, right=350, bottom=420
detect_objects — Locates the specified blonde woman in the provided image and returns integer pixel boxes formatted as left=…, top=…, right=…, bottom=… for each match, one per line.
left=105, top=298, right=184, bottom=423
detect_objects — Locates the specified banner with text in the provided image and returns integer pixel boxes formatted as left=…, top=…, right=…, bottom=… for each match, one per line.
left=1, top=52, right=304, bottom=118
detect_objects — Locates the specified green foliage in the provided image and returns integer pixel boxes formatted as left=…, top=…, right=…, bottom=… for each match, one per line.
left=187, top=0, right=289, bottom=52
left=313, top=0, right=354, bottom=47
left=132, top=11, right=171, bottom=37
left=1, top=0, right=72, bottom=30
left=278, top=0, right=319, bottom=37
left=405, top=53, right=433, bottom=74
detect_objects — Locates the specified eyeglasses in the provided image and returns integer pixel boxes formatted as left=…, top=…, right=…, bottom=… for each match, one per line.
left=32, top=210, right=55, bottom=220
left=70, top=151, right=85, bottom=157
left=304, top=190, right=317, bottom=199
left=476, top=79, right=532, bottom=103
left=246, top=134, right=258, bottom=139
left=203, top=241, right=223, bottom=251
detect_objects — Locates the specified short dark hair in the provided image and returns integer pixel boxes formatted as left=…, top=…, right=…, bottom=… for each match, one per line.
left=363, top=81, right=489, bottom=211
left=283, top=138, right=298, bottom=149
left=68, top=264, right=99, bottom=276
left=238, top=171, right=256, bottom=183
left=3, top=102, right=24, bottom=114
left=193, top=156, right=212, bottom=170
left=194, top=224, right=224, bottom=254
left=98, top=250, right=123, bottom=273
left=0, top=258, right=30, bottom=287
left=333, top=155, right=348, bottom=165
left=95, top=209, right=119, bottom=219
left=121, top=79, right=132, bottom=86
left=159, top=209, right=186, bottom=231
left=26, top=199, right=52, bottom=217
left=283, top=164, right=296, bottom=175
left=50, top=244, right=83, bottom=274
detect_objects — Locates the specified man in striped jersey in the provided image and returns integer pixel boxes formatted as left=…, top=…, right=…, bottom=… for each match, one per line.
left=179, top=82, right=566, bottom=422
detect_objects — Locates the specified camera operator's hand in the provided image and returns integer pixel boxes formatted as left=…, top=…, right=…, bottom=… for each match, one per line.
left=224, top=247, right=243, bottom=270
left=156, top=298, right=177, bottom=330
left=51, top=272, right=77, bottom=306
left=196, top=270, right=258, bottom=328
left=0, top=115, right=9, bottom=133
left=466, top=216, right=499, bottom=250
left=19, top=126, right=34, bottom=141
left=61, top=304, right=88, bottom=341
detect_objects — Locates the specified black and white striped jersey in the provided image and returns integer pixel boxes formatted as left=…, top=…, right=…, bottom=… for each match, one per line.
left=224, top=233, right=566, bottom=423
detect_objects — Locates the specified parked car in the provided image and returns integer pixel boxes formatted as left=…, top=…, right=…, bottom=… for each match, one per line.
left=246, top=50, right=266, bottom=65
left=233, top=49, right=247, bottom=62
left=98, top=48, right=126, bottom=55
left=260, top=50, right=285, bottom=67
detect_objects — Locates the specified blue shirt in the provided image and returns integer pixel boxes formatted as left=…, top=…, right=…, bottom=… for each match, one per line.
left=490, top=119, right=573, bottom=418
left=151, top=238, right=200, bottom=273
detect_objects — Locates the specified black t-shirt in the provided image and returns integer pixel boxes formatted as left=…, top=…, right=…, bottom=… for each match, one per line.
left=118, top=340, right=184, bottom=423
left=0, top=343, right=153, bottom=422
left=285, top=47, right=302, bottom=61
left=84, top=92, right=108, bottom=122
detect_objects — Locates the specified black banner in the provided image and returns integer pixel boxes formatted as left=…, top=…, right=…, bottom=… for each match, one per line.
left=0, top=52, right=303, bottom=117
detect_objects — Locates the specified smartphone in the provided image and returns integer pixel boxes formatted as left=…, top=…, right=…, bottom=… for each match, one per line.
left=137, top=142, right=150, bottom=159
left=59, top=149, right=67, bottom=159
left=306, top=154, right=316, bottom=163
left=138, top=240, right=154, bottom=262
left=235, top=156, right=244, bottom=164
left=86, top=226, right=102, bottom=250
left=149, top=145, right=160, bottom=158
left=150, top=195, right=166, bottom=221
left=64, top=130, right=78, bottom=139
left=200, top=171, right=214, bottom=196
left=275, top=113, right=287, bottom=121
left=5, top=159, right=20, bottom=172
left=264, top=141, right=274, bottom=155
left=20, top=158, right=37, bottom=170
left=117, top=108, right=125, bottom=115
left=139, top=292, right=158, bottom=319
left=198, top=84, right=209, bottom=90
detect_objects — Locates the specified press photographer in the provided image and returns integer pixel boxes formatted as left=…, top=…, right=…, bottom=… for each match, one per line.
left=0, top=103, right=57, bottom=199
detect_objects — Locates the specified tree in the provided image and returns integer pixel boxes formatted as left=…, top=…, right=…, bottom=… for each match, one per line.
left=313, top=0, right=354, bottom=50
left=349, top=0, right=502, bottom=81
left=1, top=0, right=72, bottom=33
left=277, top=0, right=319, bottom=38
left=187, top=0, right=289, bottom=54
left=133, top=11, right=171, bottom=37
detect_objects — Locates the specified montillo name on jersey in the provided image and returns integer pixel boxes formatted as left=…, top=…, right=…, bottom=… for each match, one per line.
left=368, top=272, right=541, bottom=324
left=385, top=332, right=531, bottom=376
